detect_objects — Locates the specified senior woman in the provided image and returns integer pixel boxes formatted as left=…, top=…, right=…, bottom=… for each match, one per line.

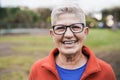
left=29, top=3, right=116, bottom=80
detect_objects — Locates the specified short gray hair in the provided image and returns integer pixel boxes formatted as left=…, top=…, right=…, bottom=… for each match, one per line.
left=51, top=3, right=86, bottom=26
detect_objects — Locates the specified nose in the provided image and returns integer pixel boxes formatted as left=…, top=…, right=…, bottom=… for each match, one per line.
left=64, top=27, right=74, bottom=38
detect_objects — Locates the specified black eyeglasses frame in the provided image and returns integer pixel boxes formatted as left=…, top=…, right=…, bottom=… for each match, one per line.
left=52, top=23, right=85, bottom=35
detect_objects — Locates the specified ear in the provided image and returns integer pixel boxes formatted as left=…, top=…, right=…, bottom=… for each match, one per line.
left=84, top=27, right=89, bottom=36
left=49, top=29, right=54, bottom=37
left=49, top=29, right=56, bottom=43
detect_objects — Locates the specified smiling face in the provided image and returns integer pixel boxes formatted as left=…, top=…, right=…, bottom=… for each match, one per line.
left=50, top=13, right=89, bottom=55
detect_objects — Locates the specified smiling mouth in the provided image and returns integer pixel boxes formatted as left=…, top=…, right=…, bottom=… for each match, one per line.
left=62, top=40, right=77, bottom=45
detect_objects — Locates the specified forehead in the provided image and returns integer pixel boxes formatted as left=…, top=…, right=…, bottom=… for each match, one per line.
left=55, top=13, right=80, bottom=25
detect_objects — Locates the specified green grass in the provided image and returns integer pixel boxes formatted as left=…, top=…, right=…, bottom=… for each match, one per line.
left=0, top=35, right=54, bottom=80
left=0, top=29, right=120, bottom=80
left=0, top=35, right=55, bottom=52
left=0, top=56, right=33, bottom=80
left=85, top=29, right=120, bottom=52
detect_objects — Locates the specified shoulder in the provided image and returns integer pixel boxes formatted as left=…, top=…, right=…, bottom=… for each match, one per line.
left=31, top=57, right=48, bottom=71
left=28, top=57, right=49, bottom=79
left=96, top=58, right=116, bottom=79
left=97, top=58, right=113, bottom=71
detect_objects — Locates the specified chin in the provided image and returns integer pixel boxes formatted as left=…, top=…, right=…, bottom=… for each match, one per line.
left=60, top=48, right=79, bottom=55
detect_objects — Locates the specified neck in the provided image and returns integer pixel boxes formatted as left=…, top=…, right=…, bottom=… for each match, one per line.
left=56, top=52, right=87, bottom=69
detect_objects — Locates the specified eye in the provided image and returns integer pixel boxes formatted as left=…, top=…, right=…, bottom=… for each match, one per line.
left=54, top=26, right=66, bottom=32
left=71, top=25, right=82, bottom=31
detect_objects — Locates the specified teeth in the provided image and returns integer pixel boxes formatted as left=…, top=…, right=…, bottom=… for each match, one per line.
left=63, top=41, right=75, bottom=44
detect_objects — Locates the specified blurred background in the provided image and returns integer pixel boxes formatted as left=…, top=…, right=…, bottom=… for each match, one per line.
left=0, top=0, right=120, bottom=80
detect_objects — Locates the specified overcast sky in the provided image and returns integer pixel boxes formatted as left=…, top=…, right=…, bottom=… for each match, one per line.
left=1, top=0, right=120, bottom=12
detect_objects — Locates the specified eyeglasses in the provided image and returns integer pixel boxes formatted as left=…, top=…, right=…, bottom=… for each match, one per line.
left=52, top=23, right=85, bottom=35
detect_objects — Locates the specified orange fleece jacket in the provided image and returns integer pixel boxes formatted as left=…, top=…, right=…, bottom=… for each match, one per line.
left=29, top=46, right=116, bottom=80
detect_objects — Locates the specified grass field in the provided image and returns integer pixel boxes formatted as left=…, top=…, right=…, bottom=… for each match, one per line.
left=86, top=29, right=120, bottom=52
left=0, top=29, right=120, bottom=80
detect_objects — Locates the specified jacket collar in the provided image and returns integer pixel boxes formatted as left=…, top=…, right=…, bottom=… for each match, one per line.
left=41, top=48, right=60, bottom=79
left=81, top=46, right=101, bottom=79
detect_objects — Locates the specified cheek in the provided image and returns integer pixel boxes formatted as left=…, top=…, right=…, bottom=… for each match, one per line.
left=76, top=33, right=86, bottom=41
left=53, top=35, right=62, bottom=44
left=82, top=35, right=86, bottom=40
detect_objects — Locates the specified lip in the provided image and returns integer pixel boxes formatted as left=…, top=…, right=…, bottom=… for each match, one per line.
left=61, top=40, right=78, bottom=47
